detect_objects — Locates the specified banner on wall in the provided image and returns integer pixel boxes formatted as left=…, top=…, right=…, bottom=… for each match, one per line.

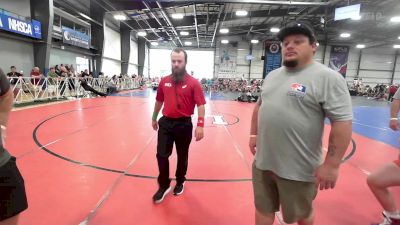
left=0, top=12, right=42, bottom=39
left=62, top=26, right=90, bottom=49
left=218, top=45, right=237, bottom=78
left=263, top=42, right=282, bottom=78
left=329, top=45, right=349, bottom=77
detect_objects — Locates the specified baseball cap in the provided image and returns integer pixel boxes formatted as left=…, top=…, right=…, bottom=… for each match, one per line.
left=277, top=22, right=317, bottom=43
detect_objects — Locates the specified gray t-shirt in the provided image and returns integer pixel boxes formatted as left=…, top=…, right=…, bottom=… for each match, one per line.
left=255, top=62, right=353, bottom=182
left=393, top=88, right=400, bottom=100
left=0, top=68, right=11, bottom=167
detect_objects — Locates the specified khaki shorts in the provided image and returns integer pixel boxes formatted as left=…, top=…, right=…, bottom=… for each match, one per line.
left=252, top=162, right=317, bottom=224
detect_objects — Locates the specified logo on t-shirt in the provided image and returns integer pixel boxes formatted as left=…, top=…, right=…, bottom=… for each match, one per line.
left=165, top=83, right=172, bottom=87
left=290, top=83, right=306, bottom=93
left=288, top=83, right=307, bottom=99
left=182, top=85, right=187, bottom=89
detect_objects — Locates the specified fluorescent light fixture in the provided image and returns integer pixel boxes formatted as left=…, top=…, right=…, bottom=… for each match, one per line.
left=184, top=41, right=192, bottom=46
left=394, top=45, right=400, bottom=49
left=180, top=31, right=189, bottom=36
left=351, top=15, right=361, bottom=20
left=238, top=49, right=246, bottom=51
left=251, top=40, right=259, bottom=44
left=221, top=40, right=229, bottom=44
left=340, top=33, right=351, bottom=38
left=220, top=28, right=229, bottom=34
left=172, top=13, right=184, bottom=19
left=356, top=44, right=365, bottom=48
left=236, top=10, right=248, bottom=16
left=391, top=16, right=400, bottom=22
left=79, top=13, right=92, bottom=21
left=398, top=36, right=400, bottom=39
left=151, top=42, right=159, bottom=46
left=114, top=14, right=127, bottom=21
left=387, top=62, right=393, bottom=64
left=137, top=31, right=147, bottom=37
left=270, top=27, right=280, bottom=33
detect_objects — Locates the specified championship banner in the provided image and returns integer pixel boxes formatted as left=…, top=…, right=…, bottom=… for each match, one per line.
left=62, top=26, right=91, bottom=49
left=218, top=45, right=237, bottom=78
left=329, top=45, right=350, bottom=77
left=263, top=42, right=282, bottom=78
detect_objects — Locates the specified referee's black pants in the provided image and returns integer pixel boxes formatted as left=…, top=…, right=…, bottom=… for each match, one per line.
left=157, top=116, right=193, bottom=188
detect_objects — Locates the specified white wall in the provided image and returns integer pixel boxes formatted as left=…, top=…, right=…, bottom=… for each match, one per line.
left=103, top=23, right=121, bottom=61
left=149, top=48, right=214, bottom=79
left=49, top=48, right=88, bottom=72
left=102, top=58, right=121, bottom=77
left=128, top=37, right=138, bottom=75
left=0, top=37, right=34, bottom=76
left=0, top=0, right=31, bottom=18
left=214, top=36, right=398, bottom=86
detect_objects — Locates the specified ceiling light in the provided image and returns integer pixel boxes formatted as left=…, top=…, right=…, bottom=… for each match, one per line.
left=356, top=44, right=365, bottom=49
left=238, top=49, right=246, bottom=51
left=316, top=43, right=320, bottom=46
left=180, top=31, right=189, bottom=36
left=236, top=10, right=248, bottom=16
left=251, top=40, right=259, bottom=44
left=270, top=27, right=280, bottom=33
left=221, top=40, right=229, bottom=44
left=394, top=45, right=400, bottom=49
left=185, top=41, right=192, bottom=46
left=351, top=15, right=361, bottom=20
left=114, top=14, right=127, bottom=21
left=137, top=31, right=147, bottom=37
left=151, top=42, right=159, bottom=46
left=398, top=36, right=400, bottom=39
left=171, top=13, right=184, bottom=19
left=340, top=33, right=351, bottom=38
left=220, top=28, right=229, bottom=34
left=391, top=16, right=400, bottom=22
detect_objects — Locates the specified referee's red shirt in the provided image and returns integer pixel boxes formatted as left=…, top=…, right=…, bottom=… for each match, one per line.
left=156, top=74, right=206, bottom=118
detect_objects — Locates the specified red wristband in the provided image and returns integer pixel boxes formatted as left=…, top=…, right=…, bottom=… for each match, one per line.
left=197, top=117, right=204, bottom=127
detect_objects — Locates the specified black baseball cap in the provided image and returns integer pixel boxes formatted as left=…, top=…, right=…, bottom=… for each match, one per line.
left=277, top=22, right=317, bottom=43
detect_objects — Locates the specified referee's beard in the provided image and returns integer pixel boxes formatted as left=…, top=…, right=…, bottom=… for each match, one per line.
left=172, top=66, right=186, bottom=83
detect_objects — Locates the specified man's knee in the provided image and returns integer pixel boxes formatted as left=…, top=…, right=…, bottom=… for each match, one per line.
left=256, top=209, right=275, bottom=225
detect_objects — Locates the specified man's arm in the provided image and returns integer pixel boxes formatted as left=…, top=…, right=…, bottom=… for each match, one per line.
left=249, top=100, right=261, bottom=155
left=194, top=104, right=205, bottom=141
left=325, top=120, right=352, bottom=167
left=0, top=89, right=14, bottom=127
left=390, top=99, right=400, bottom=130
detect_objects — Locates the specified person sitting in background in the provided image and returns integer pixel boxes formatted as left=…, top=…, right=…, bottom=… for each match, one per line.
left=30, top=67, right=43, bottom=86
left=6, top=66, right=23, bottom=85
left=79, top=77, right=107, bottom=97
left=389, top=84, right=398, bottom=102
left=46, top=67, right=58, bottom=96
left=82, top=69, right=89, bottom=77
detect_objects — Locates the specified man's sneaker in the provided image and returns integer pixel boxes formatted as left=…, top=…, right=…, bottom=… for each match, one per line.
left=372, top=212, right=400, bottom=225
left=152, top=187, right=171, bottom=204
left=173, top=183, right=185, bottom=196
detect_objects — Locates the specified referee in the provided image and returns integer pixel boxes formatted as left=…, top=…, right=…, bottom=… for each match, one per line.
left=0, top=68, right=28, bottom=224
left=152, top=48, right=206, bottom=203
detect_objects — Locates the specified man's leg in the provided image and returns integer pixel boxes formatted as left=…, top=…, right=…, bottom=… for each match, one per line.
left=174, top=120, right=193, bottom=186
left=255, top=210, right=275, bottom=225
left=367, top=162, right=400, bottom=213
left=0, top=215, right=19, bottom=225
left=252, top=163, right=279, bottom=225
left=298, top=210, right=314, bottom=225
left=156, top=117, right=175, bottom=189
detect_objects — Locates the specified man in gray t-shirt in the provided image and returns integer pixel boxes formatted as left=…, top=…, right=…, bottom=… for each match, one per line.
left=249, top=23, right=352, bottom=225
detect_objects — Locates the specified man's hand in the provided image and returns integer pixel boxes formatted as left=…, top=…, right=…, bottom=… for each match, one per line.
left=195, top=127, right=204, bottom=141
left=315, top=163, right=340, bottom=190
left=390, top=120, right=399, bottom=131
left=249, top=136, right=257, bottom=155
left=152, top=120, right=158, bottom=131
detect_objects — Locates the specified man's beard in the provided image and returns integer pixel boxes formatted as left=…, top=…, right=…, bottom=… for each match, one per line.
left=283, top=60, right=298, bottom=68
left=172, top=67, right=186, bottom=83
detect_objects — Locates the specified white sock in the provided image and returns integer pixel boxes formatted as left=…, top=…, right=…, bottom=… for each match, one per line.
left=384, top=210, right=400, bottom=219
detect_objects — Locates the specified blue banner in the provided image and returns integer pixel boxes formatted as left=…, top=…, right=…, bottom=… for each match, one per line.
left=0, top=13, right=42, bottom=39
left=263, top=42, right=282, bottom=78
left=62, top=26, right=90, bottom=49
left=329, top=45, right=349, bottom=78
